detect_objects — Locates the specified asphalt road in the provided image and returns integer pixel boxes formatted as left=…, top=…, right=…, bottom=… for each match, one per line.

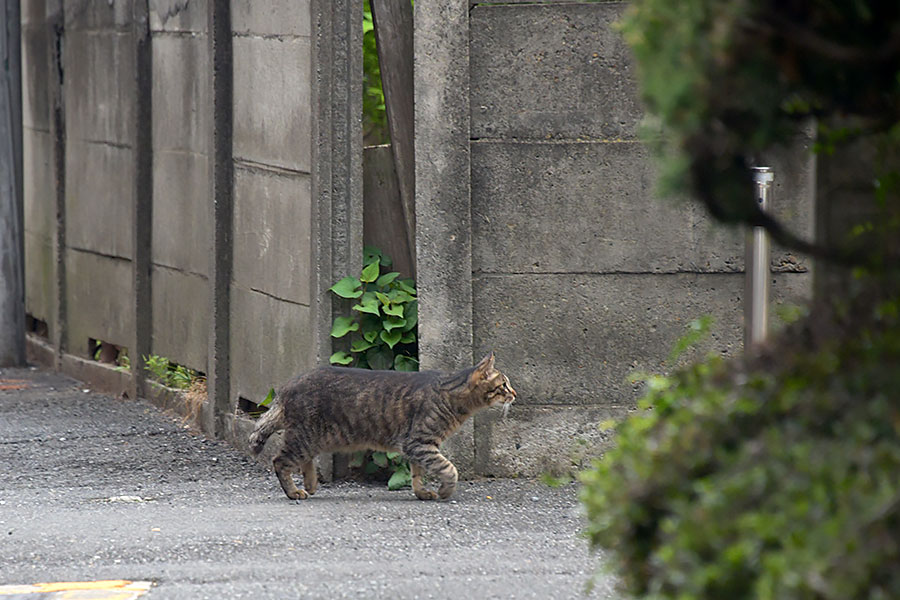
left=0, top=367, right=617, bottom=599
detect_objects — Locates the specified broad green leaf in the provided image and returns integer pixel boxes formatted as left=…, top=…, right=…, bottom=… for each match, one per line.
left=402, top=301, right=418, bottom=332
left=400, top=331, right=416, bottom=344
left=260, top=387, right=276, bottom=407
left=363, top=245, right=383, bottom=265
left=351, top=338, right=377, bottom=353
left=363, top=330, right=378, bottom=343
left=330, top=316, right=359, bottom=338
left=366, top=346, right=393, bottom=370
left=360, top=259, right=380, bottom=283
left=383, top=303, right=404, bottom=318
left=381, top=330, right=402, bottom=349
left=352, top=293, right=381, bottom=316
left=397, top=279, right=416, bottom=294
left=348, top=451, right=365, bottom=469
left=388, top=465, right=411, bottom=490
left=385, top=451, right=402, bottom=461
left=372, top=451, right=388, bottom=468
left=329, top=277, right=363, bottom=299
left=394, top=355, right=419, bottom=372
left=329, top=351, right=353, bottom=365
left=376, top=272, right=401, bottom=287
left=382, top=315, right=407, bottom=332
left=387, top=289, right=415, bottom=304
left=375, top=291, right=391, bottom=306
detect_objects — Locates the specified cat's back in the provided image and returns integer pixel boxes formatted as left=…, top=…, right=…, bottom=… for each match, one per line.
left=279, top=366, right=444, bottom=409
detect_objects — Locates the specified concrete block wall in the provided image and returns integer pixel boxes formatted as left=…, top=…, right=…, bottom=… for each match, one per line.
left=62, top=0, right=137, bottom=358
left=229, top=0, right=315, bottom=404
left=418, top=1, right=814, bottom=477
left=149, top=0, right=210, bottom=373
left=21, top=0, right=363, bottom=459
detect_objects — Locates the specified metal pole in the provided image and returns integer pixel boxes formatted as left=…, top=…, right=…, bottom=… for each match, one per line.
left=0, top=0, right=24, bottom=367
left=745, top=166, right=773, bottom=349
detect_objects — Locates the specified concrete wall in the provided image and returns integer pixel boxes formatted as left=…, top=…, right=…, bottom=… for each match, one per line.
left=417, top=1, right=814, bottom=476
left=21, top=0, right=363, bottom=458
left=149, top=0, right=209, bottom=372
left=62, top=0, right=137, bottom=358
left=229, top=1, right=315, bottom=403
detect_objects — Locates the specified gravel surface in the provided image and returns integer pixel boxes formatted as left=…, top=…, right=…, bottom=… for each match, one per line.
left=0, top=367, right=618, bottom=599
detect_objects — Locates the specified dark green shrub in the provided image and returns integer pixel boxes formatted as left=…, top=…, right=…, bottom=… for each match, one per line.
left=579, top=290, right=900, bottom=599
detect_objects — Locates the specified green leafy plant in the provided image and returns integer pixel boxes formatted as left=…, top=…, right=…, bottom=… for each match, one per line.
left=349, top=450, right=411, bottom=491
left=143, top=354, right=200, bottom=390
left=328, top=246, right=419, bottom=372
left=328, top=246, right=418, bottom=490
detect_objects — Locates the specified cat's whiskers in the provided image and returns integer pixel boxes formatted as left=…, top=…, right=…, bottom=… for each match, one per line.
left=502, top=401, right=511, bottom=419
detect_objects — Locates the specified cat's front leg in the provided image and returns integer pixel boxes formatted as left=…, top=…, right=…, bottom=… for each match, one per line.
left=274, top=455, right=308, bottom=500
left=410, top=462, right=437, bottom=500
left=405, top=443, right=458, bottom=500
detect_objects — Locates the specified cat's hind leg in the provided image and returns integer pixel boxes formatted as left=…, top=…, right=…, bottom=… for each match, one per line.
left=410, top=462, right=437, bottom=501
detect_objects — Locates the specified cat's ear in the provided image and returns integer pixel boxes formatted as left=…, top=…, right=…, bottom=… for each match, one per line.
left=470, top=352, right=495, bottom=382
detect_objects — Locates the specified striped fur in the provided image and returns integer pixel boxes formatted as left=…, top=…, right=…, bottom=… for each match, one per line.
left=249, top=353, right=516, bottom=500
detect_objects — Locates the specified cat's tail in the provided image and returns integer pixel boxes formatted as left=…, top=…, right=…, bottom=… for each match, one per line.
left=249, top=401, right=285, bottom=455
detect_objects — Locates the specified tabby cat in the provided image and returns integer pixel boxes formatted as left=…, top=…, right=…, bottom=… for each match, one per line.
left=249, top=353, right=516, bottom=501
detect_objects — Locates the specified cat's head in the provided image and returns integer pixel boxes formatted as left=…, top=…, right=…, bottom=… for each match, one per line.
left=468, top=352, right=517, bottom=409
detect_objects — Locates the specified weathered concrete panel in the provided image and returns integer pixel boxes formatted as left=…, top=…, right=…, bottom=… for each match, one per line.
left=152, top=33, right=209, bottom=153
left=150, top=0, right=208, bottom=32
left=230, top=287, right=314, bottom=405
left=475, top=404, right=631, bottom=478
left=21, top=0, right=45, bottom=24
left=64, top=0, right=133, bottom=30
left=472, top=140, right=814, bottom=275
left=21, top=22, right=49, bottom=132
left=64, top=250, right=134, bottom=357
left=152, top=150, right=209, bottom=274
left=232, top=0, right=311, bottom=37
left=472, top=140, right=692, bottom=273
left=24, top=233, right=54, bottom=330
left=64, top=30, right=135, bottom=146
left=470, top=2, right=639, bottom=141
left=472, top=272, right=811, bottom=406
left=23, top=131, right=53, bottom=239
left=65, top=140, right=134, bottom=259
left=233, top=166, right=312, bottom=305
left=151, top=266, right=209, bottom=372
left=233, top=36, right=312, bottom=172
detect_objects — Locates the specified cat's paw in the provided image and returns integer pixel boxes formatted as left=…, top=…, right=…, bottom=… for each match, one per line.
left=414, top=489, right=438, bottom=501
left=287, top=489, right=309, bottom=501
left=437, top=485, right=456, bottom=500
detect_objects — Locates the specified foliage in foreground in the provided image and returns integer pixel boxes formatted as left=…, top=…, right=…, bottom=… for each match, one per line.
left=618, top=0, right=900, bottom=259
left=579, top=285, right=900, bottom=599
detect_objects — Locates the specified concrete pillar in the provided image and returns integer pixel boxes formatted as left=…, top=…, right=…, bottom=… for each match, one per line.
left=0, top=0, right=24, bottom=366
left=414, top=0, right=474, bottom=472
left=207, top=0, right=233, bottom=436
left=132, top=0, right=152, bottom=399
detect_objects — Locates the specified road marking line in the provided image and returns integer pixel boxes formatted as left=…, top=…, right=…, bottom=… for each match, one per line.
left=0, top=581, right=152, bottom=599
